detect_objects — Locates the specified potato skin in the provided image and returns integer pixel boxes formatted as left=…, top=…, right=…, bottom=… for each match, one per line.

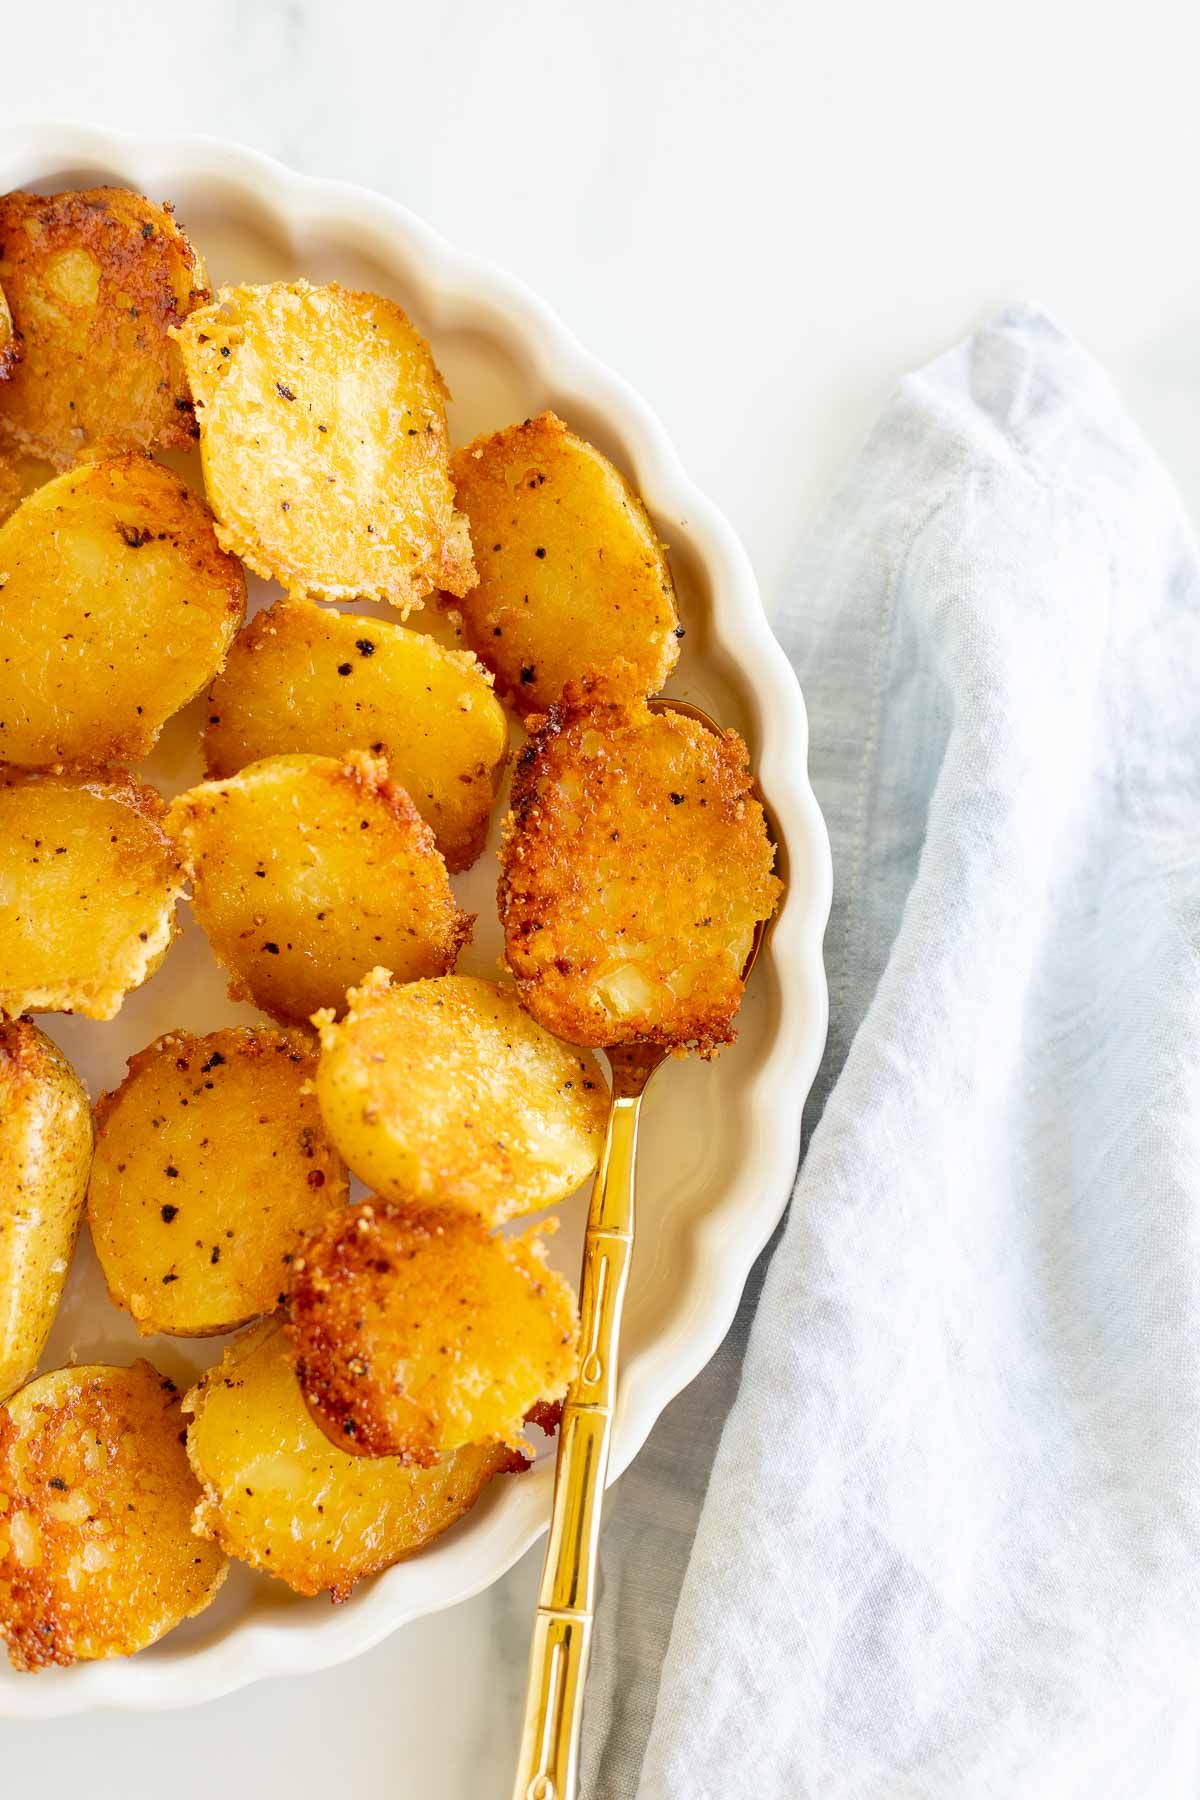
left=88, top=1026, right=348, bottom=1338
left=203, top=598, right=506, bottom=871
left=0, top=188, right=208, bottom=466
left=0, top=454, right=245, bottom=768
left=0, top=770, right=183, bottom=1022
left=449, top=411, right=680, bottom=714
left=288, top=1201, right=579, bottom=1464
left=314, top=971, right=608, bottom=1223
left=184, top=1323, right=525, bottom=1602
left=168, top=751, right=471, bottom=1025
left=0, top=1024, right=93, bottom=1402
left=174, top=281, right=475, bottom=611
left=0, top=1362, right=226, bottom=1670
left=499, top=677, right=782, bottom=1056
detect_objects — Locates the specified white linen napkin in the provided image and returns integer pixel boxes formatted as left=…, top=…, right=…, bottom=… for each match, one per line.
left=581, top=305, right=1200, bottom=1798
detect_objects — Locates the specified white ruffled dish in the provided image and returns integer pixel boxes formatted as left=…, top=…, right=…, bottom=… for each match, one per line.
left=0, top=122, right=832, bottom=1716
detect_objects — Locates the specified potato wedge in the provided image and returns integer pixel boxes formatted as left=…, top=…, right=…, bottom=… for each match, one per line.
left=185, top=1323, right=524, bottom=1601
left=167, top=752, right=470, bottom=1024
left=0, top=1361, right=226, bottom=1669
left=499, top=677, right=781, bottom=1056
left=0, top=455, right=245, bottom=768
left=88, top=1027, right=348, bottom=1338
left=0, top=188, right=208, bottom=465
left=0, top=771, right=183, bottom=1021
left=449, top=411, right=680, bottom=713
left=313, top=971, right=607, bottom=1223
left=288, top=1202, right=579, bottom=1463
left=0, top=1024, right=93, bottom=1402
left=173, top=281, right=474, bottom=611
left=0, top=279, right=15, bottom=380
left=203, top=599, right=506, bottom=871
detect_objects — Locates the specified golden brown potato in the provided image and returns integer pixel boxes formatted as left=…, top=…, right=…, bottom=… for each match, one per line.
left=499, top=677, right=782, bottom=1056
left=0, top=1361, right=226, bottom=1670
left=88, top=1027, right=348, bottom=1338
left=0, top=188, right=208, bottom=466
left=0, top=1024, right=93, bottom=1402
left=168, top=752, right=470, bottom=1024
left=203, top=598, right=506, bottom=871
left=173, top=281, right=475, bottom=611
left=0, top=771, right=183, bottom=1022
left=184, top=1323, right=525, bottom=1601
left=313, top=971, right=607, bottom=1223
left=0, top=445, right=52, bottom=525
left=449, top=411, right=680, bottom=714
left=288, top=1202, right=579, bottom=1464
left=0, top=455, right=245, bottom=768
left=0, top=279, right=15, bottom=380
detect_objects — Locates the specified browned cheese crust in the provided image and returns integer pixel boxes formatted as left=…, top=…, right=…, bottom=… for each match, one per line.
left=173, top=281, right=475, bottom=610
left=88, top=1026, right=349, bottom=1337
left=287, top=1201, right=579, bottom=1465
left=449, top=411, right=680, bottom=714
left=0, top=1362, right=226, bottom=1670
left=184, top=1323, right=526, bottom=1602
left=0, top=188, right=209, bottom=465
left=498, top=676, right=782, bottom=1056
left=0, top=770, right=184, bottom=1021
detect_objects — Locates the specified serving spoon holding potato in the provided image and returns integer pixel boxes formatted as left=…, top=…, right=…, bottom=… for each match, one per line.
left=509, top=696, right=777, bottom=1800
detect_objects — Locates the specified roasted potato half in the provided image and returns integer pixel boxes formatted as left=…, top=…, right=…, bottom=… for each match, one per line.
left=168, top=752, right=470, bottom=1024
left=173, top=281, right=475, bottom=611
left=0, top=771, right=183, bottom=1021
left=499, top=678, right=782, bottom=1056
left=185, top=1323, right=524, bottom=1601
left=203, top=598, right=507, bottom=871
left=0, top=187, right=208, bottom=465
left=449, top=411, right=680, bottom=714
left=88, top=1027, right=348, bottom=1338
left=0, top=455, right=245, bottom=768
left=0, top=1361, right=226, bottom=1670
left=313, top=971, right=608, bottom=1223
left=0, top=1024, right=93, bottom=1402
left=288, top=1201, right=579, bottom=1464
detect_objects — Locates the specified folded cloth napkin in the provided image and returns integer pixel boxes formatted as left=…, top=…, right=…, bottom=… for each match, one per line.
left=581, top=306, right=1200, bottom=1799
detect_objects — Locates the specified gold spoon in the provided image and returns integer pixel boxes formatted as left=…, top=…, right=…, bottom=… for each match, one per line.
left=510, top=698, right=776, bottom=1800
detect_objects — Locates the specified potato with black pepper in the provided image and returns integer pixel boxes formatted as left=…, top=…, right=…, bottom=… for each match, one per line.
left=288, top=1201, right=579, bottom=1464
left=168, top=752, right=470, bottom=1024
left=0, top=770, right=184, bottom=1021
left=88, top=1027, right=348, bottom=1337
left=184, top=1323, right=525, bottom=1601
left=313, top=971, right=608, bottom=1222
left=0, top=1361, right=227, bottom=1670
left=0, top=187, right=208, bottom=465
left=449, top=410, right=680, bottom=714
left=203, top=599, right=507, bottom=871
left=173, top=281, right=474, bottom=611
left=0, top=455, right=245, bottom=767
left=0, top=1023, right=93, bottom=1403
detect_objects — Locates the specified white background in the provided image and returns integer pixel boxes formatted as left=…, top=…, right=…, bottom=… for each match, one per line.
left=3, top=2, right=1197, bottom=1794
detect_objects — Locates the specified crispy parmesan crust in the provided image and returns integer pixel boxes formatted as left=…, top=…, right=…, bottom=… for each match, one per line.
left=0, top=1023, right=93, bottom=1403
left=167, top=751, right=471, bottom=1024
left=313, top=970, right=608, bottom=1223
left=498, top=676, right=782, bottom=1056
left=0, top=770, right=184, bottom=1021
left=449, top=411, right=679, bottom=714
left=0, top=1362, right=226, bottom=1670
left=287, top=1201, right=580, bottom=1465
left=88, top=1026, right=348, bottom=1337
left=173, top=281, right=475, bottom=610
left=184, top=1323, right=526, bottom=1602
left=202, top=598, right=507, bottom=872
left=0, top=453, right=246, bottom=767
left=0, top=188, right=209, bottom=465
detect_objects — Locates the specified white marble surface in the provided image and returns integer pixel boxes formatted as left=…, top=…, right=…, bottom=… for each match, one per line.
left=3, top=1, right=1199, bottom=1794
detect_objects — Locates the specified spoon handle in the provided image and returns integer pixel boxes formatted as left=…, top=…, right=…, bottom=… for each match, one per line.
left=511, top=1086, right=643, bottom=1800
